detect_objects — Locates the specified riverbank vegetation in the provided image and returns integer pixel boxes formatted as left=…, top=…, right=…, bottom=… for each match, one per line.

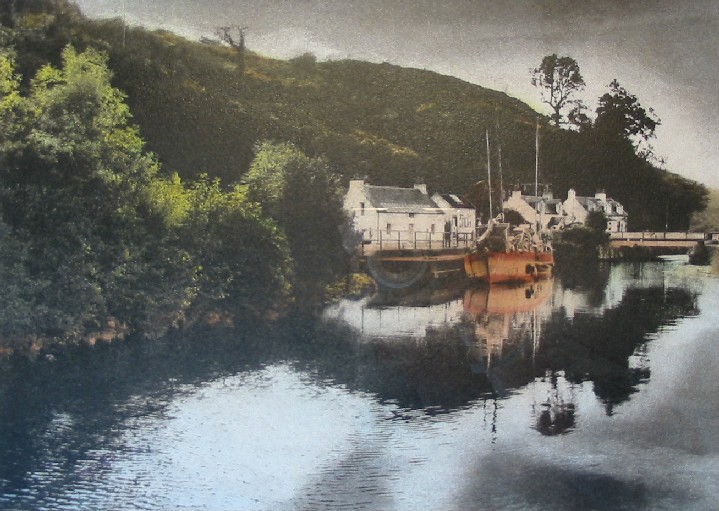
left=0, top=1, right=710, bottom=350
left=691, top=188, right=719, bottom=232
left=0, top=42, right=346, bottom=351
left=553, top=212, right=610, bottom=264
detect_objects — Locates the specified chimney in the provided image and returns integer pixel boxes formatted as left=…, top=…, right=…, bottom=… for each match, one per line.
left=414, top=183, right=428, bottom=195
left=595, top=191, right=607, bottom=202
left=348, top=179, right=365, bottom=192
left=567, top=188, right=576, bottom=201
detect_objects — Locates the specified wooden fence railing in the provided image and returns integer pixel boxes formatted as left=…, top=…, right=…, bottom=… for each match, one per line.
left=360, top=229, right=475, bottom=254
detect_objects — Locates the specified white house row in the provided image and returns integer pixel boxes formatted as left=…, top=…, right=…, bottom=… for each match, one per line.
left=504, top=188, right=628, bottom=232
left=343, top=180, right=629, bottom=252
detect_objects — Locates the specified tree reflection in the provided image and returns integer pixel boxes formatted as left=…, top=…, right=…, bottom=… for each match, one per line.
left=0, top=264, right=703, bottom=499
left=533, top=373, right=577, bottom=436
left=315, top=270, right=699, bottom=420
left=538, top=286, right=698, bottom=414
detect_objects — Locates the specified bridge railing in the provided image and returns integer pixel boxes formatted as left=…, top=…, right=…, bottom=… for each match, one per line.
left=609, top=231, right=707, bottom=241
left=359, top=229, right=475, bottom=255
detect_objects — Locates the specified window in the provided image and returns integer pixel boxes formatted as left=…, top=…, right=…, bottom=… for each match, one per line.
left=431, top=224, right=436, bottom=233
left=408, top=213, right=415, bottom=218
left=359, top=202, right=365, bottom=216
left=386, top=223, right=391, bottom=234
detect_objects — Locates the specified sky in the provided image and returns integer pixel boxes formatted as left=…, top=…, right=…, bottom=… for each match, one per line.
left=73, top=0, right=719, bottom=188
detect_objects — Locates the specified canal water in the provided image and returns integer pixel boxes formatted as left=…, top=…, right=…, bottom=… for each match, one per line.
left=1, top=259, right=718, bottom=510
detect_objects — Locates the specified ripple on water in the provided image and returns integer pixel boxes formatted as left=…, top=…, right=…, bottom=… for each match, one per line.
left=33, top=364, right=386, bottom=511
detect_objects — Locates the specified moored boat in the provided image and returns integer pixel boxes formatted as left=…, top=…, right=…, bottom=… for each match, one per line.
left=466, top=122, right=554, bottom=284
left=464, top=222, right=554, bottom=284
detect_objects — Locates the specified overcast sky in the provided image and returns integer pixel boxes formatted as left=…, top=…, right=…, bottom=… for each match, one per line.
left=74, top=0, right=719, bottom=188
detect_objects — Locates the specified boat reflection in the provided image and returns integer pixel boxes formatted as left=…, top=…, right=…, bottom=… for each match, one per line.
left=463, top=280, right=552, bottom=315
left=463, top=281, right=578, bottom=434
left=317, top=266, right=699, bottom=422
left=533, top=373, right=576, bottom=436
left=462, top=281, right=552, bottom=376
left=368, top=280, right=467, bottom=308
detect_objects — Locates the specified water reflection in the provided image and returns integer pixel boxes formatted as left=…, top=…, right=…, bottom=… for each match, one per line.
left=0, top=327, right=279, bottom=507
left=0, top=261, right=707, bottom=510
left=320, top=263, right=699, bottom=419
left=463, top=282, right=551, bottom=377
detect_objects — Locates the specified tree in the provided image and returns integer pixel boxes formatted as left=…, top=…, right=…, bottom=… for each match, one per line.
left=0, top=46, right=211, bottom=339
left=216, top=25, right=246, bottom=75
left=0, top=45, right=298, bottom=341
left=595, top=79, right=660, bottom=159
left=174, top=175, right=292, bottom=316
left=246, top=141, right=348, bottom=306
left=290, top=52, right=317, bottom=79
left=531, top=54, right=586, bottom=126
left=0, top=47, right=143, bottom=330
left=586, top=210, right=608, bottom=231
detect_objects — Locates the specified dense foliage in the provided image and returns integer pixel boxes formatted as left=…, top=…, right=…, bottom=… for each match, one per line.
left=0, top=40, right=342, bottom=347
left=690, top=188, right=719, bottom=232
left=245, top=142, right=348, bottom=306
left=1, top=1, right=706, bottom=231
left=104, top=22, right=707, bottom=230
left=0, top=1, right=711, bottom=346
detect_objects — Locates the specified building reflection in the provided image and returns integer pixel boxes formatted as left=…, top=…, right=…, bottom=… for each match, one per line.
left=320, top=263, right=699, bottom=426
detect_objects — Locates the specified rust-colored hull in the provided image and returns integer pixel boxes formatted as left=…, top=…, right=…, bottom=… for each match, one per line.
left=535, top=250, right=555, bottom=279
left=464, top=250, right=554, bottom=284
left=463, top=279, right=552, bottom=315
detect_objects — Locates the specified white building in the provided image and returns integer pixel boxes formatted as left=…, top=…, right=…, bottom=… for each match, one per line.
left=431, top=193, right=477, bottom=242
left=502, top=190, right=565, bottom=230
left=344, top=179, right=476, bottom=252
left=563, top=189, right=628, bottom=232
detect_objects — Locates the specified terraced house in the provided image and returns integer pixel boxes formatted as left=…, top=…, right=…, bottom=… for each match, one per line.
left=563, top=189, right=628, bottom=232
left=344, top=180, right=476, bottom=253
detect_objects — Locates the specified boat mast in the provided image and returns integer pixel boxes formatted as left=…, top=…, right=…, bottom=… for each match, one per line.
left=534, top=120, right=540, bottom=231
left=486, top=129, right=492, bottom=221
left=534, top=120, right=539, bottom=198
left=496, top=122, right=504, bottom=221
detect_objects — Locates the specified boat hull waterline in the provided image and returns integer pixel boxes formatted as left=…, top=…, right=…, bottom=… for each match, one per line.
left=464, top=250, right=554, bottom=284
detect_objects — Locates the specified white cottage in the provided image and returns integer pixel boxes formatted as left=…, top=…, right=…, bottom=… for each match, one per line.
left=431, top=193, right=477, bottom=243
left=502, top=190, right=565, bottom=230
left=344, top=179, right=475, bottom=252
left=562, top=189, right=628, bottom=232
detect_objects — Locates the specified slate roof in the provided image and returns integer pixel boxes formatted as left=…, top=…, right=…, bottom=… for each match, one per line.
left=365, top=185, right=443, bottom=214
left=435, top=193, right=475, bottom=209
left=521, top=195, right=563, bottom=214
left=577, top=197, right=603, bottom=211
left=576, top=196, right=627, bottom=216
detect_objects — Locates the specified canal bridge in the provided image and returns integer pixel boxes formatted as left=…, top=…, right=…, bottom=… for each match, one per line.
left=608, top=231, right=715, bottom=249
left=356, top=229, right=717, bottom=256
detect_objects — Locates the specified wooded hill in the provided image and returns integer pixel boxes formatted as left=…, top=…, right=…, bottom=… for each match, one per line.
left=691, top=189, right=719, bottom=232
left=4, top=0, right=709, bottom=230
left=0, top=1, right=710, bottom=348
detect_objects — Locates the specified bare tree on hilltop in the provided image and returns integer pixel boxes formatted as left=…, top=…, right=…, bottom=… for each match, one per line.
left=216, top=25, right=247, bottom=75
